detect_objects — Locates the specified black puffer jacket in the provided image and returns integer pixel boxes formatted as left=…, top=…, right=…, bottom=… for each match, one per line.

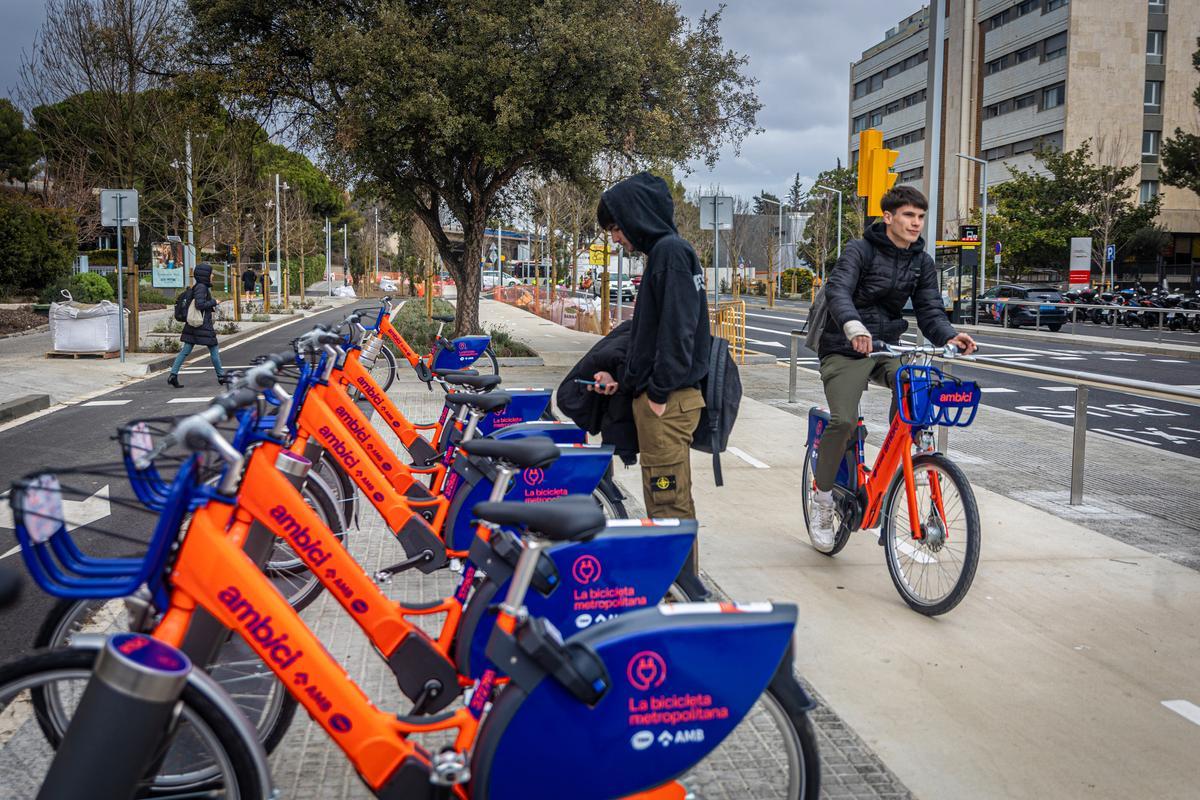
left=181, top=263, right=220, bottom=347
left=819, top=222, right=956, bottom=359
left=556, top=322, right=637, bottom=465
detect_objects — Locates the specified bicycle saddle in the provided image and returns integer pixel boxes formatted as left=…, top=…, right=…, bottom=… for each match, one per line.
left=459, top=436, right=560, bottom=469
left=444, top=391, right=511, bottom=413
left=443, top=373, right=502, bottom=391
left=432, top=367, right=479, bottom=378
left=433, top=314, right=455, bottom=323
left=472, top=496, right=605, bottom=542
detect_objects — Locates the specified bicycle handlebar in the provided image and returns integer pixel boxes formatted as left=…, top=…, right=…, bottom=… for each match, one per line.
left=869, top=341, right=977, bottom=360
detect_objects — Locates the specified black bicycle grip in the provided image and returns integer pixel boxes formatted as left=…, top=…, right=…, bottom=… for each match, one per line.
left=213, top=387, right=261, bottom=416
left=0, top=567, right=21, bottom=609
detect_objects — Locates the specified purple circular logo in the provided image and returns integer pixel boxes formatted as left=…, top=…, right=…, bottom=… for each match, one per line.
left=111, top=633, right=190, bottom=674
left=351, top=599, right=369, bottom=614
left=329, top=713, right=352, bottom=733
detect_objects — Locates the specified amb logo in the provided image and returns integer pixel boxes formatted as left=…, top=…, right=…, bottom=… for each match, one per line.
left=627, top=650, right=667, bottom=692
left=571, top=554, right=602, bottom=585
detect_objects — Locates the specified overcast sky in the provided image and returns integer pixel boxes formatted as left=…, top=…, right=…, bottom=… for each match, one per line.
left=1, top=0, right=897, bottom=202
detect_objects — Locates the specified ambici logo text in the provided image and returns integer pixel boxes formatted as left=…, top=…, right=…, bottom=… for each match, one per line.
left=627, top=650, right=667, bottom=692
left=571, top=554, right=602, bottom=585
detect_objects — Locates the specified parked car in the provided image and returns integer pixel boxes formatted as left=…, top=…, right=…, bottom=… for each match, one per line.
left=968, top=284, right=1069, bottom=330
left=481, top=270, right=520, bottom=289
left=592, top=276, right=637, bottom=303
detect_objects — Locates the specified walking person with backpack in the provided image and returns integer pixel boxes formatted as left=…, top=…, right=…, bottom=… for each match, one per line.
left=167, top=262, right=228, bottom=388
left=588, top=172, right=712, bottom=522
left=806, top=186, right=976, bottom=551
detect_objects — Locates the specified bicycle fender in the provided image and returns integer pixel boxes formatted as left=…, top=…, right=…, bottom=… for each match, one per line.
left=475, top=389, right=553, bottom=437
left=432, top=335, right=491, bottom=372
left=469, top=603, right=798, bottom=800
left=487, top=420, right=587, bottom=446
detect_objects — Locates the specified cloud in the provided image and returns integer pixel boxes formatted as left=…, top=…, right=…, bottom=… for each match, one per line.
left=677, top=0, right=896, bottom=200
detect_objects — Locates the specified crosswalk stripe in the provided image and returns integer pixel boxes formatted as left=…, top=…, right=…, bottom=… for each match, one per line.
left=980, top=387, right=1017, bottom=393
left=166, top=397, right=213, bottom=404
left=1153, top=359, right=1187, bottom=364
left=81, top=399, right=132, bottom=407
left=1102, top=357, right=1136, bottom=362
left=1050, top=356, right=1085, bottom=360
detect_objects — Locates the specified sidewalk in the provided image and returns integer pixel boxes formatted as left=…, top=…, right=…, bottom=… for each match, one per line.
left=0, top=299, right=354, bottom=426
left=488, top=298, right=1200, bottom=798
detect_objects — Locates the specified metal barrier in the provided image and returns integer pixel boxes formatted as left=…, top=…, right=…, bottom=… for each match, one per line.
left=710, top=300, right=746, bottom=364
left=786, top=329, right=1200, bottom=505
left=984, top=298, right=1200, bottom=343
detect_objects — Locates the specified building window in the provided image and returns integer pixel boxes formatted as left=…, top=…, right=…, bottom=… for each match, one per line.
left=985, top=131, right=1063, bottom=162
left=884, top=128, right=925, bottom=148
left=1144, top=80, right=1162, bottom=113
left=1015, top=94, right=1037, bottom=111
left=1140, top=180, right=1159, bottom=204
left=1142, top=130, right=1160, bottom=161
left=1147, top=31, right=1164, bottom=65
left=852, top=115, right=868, bottom=133
left=1042, top=83, right=1066, bottom=110
left=1013, top=139, right=1036, bottom=155
left=1148, top=0, right=1166, bottom=12
left=1043, top=32, right=1067, bottom=62
left=1044, top=0, right=1068, bottom=12
left=899, top=167, right=924, bottom=182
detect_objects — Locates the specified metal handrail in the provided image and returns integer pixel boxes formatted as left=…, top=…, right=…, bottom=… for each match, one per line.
left=786, top=329, right=1199, bottom=505
left=972, top=297, right=1200, bottom=342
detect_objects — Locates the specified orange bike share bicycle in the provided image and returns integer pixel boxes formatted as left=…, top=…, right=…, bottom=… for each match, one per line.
left=801, top=343, right=983, bottom=616
left=2, top=372, right=819, bottom=799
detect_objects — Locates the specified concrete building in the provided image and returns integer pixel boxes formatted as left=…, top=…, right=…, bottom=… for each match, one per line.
left=847, top=0, right=1200, bottom=287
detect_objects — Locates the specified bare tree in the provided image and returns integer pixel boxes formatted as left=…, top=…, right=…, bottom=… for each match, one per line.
left=22, top=0, right=179, bottom=348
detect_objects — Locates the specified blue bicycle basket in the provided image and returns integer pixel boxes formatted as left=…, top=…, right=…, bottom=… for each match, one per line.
left=895, top=365, right=981, bottom=428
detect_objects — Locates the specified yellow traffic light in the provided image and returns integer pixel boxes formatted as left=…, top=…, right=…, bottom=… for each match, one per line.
left=867, top=146, right=899, bottom=217
left=856, top=129, right=882, bottom=197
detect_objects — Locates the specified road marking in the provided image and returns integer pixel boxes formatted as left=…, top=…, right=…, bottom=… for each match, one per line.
left=745, top=324, right=792, bottom=336
left=746, top=339, right=786, bottom=350
left=1153, top=359, right=1187, bottom=364
left=1040, top=386, right=1078, bottom=392
left=166, top=397, right=213, bottom=404
left=980, top=387, right=1017, bottom=393
left=1049, top=356, right=1086, bottom=360
left=895, top=540, right=936, bottom=565
left=81, top=399, right=132, bottom=407
left=745, top=312, right=808, bottom=324
left=1102, top=357, right=1136, bottom=362
left=1162, top=700, right=1200, bottom=727
left=1095, top=429, right=1161, bottom=446
left=727, top=446, right=769, bottom=469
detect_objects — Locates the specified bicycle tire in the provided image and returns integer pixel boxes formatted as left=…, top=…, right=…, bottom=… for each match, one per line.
left=1, top=647, right=264, bottom=799
left=800, top=444, right=851, bottom=557
left=880, top=453, right=980, bottom=616
left=479, top=345, right=500, bottom=376
left=262, top=472, right=343, bottom=612
left=313, top=447, right=359, bottom=530
left=592, top=474, right=628, bottom=519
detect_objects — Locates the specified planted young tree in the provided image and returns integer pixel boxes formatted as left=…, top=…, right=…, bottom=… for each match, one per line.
left=0, top=99, right=40, bottom=187
left=797, top=164, right=862, bottom=277
left=1161, top=38, right=1200, bottom=199
left=187, top=1, right=759, bottom=335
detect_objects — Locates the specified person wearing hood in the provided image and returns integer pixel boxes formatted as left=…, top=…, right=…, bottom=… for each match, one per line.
left=808, top=185, right=976, bottom=552
left=589, top=172, right=711, bottom=524
left=167, top=262, right=228, bottom=388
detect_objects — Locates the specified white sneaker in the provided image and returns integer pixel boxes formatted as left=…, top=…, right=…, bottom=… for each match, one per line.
left=809, top=490, right=837, bottom=553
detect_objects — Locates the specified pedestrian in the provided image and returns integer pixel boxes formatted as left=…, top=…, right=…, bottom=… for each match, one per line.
left=807, top=185, right=976, bottom=551
left=167, top=262, right=228, bottom=388
left=589, top=172, right=711, bottom=525
left=241, top=265, right=258, bottom=297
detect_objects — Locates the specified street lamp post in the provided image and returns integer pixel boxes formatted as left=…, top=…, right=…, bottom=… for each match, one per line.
left=325, top=217, right=332, bottom=296
left=955, top=153, right=988, bottom=326
left=280, top=181, right=291, bottom=309
left=274, top=174, right=283, bottom=307
left=342, top=224, right=349, bottom=289
left=813, top=184, right=843, bottom=283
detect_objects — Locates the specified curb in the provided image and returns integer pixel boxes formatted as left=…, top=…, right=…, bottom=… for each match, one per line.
left=142, top=308, right=334, bottom=374
left=0, top=394, right=50, bottom=424
left=0, top=323, right=51, bottom=340
left=497, top=356, right=545, bottom=366
left=742, top=352, right=779, bottom=365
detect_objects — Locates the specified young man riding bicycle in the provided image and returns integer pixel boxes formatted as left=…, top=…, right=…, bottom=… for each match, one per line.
left=810, top=185, right=977, bottom=552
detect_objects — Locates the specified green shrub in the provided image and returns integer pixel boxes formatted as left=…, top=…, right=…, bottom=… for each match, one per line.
left=216, top=322, right=240, bottom=335
left=82, top=248, right=119, bottom=266
left=780, top=267, right=815, bottom=296
left=250, top=313, right=271, bottom=322
left=146, top=338, right=182, bottom=353
left=392, top=297, right=457, bottom=351
left=0, top=190, right=76, bottom=293
left=486, top=324, right=537, bottom=358
left=137, top=289, right=174, bottom=305
left=153, top=319, right=184, bottom=333
left=40, top=271, right=116, bottom=304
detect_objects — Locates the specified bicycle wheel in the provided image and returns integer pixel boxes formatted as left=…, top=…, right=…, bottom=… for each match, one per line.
left=592, top=474, right=628, bottom=519
left=477, top=345, right=500, bottom=376
left=800, top=444, right=851, bottom=556
left=881, top=453, right=980, bottom=616
left=262, top=472, right=344, bottom=612
left=0, top=647, right=265, bottom=799
left=32, top=597, right=298, bottom=758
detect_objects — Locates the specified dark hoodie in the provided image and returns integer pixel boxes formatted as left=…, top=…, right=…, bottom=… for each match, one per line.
left=181, top=262, right=220, bottom=347
left=600, top=172, right=711, bottom=404
left=818, top=221, right=956, bottom=360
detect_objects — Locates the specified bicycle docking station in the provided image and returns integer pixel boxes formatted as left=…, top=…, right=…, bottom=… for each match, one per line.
left=37, top=633, right=192, bottom=800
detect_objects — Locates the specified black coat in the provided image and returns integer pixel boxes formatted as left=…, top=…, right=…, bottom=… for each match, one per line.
left=241, top=269, right=257, bottom=294
left=818, top=222, right=957, bottom=359
left=556, top=322, right=638, bottom=465
left=181, top=263, right=220, bottom=347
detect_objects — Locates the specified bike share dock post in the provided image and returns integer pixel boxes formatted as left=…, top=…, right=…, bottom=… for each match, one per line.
left=1070, top=386, right=1088, bottom=505
left=788, top=330, right=802, bottom=404
left=937, top=362, right=950, bottom=454
left=37, top=634, right=191, bottom=800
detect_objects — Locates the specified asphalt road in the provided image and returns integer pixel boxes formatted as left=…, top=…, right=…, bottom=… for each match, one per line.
left=0, top=304, right=356, bottom=664
left=736, top=302, right=1200, bottom=460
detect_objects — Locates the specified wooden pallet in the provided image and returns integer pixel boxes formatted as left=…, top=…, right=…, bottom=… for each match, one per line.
left=46, top=350, right=120, bottom=359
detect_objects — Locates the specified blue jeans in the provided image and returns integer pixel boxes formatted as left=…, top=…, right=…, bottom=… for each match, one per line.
left=170, top=342, right=224, bottom=378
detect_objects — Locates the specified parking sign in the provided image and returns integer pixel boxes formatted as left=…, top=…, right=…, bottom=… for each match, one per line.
left=1106, top=244, right=1116, bottom=262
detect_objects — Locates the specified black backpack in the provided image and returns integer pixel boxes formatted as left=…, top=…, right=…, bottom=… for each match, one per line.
left=691, top=336, right=742, bottom=486
left=173, top=287, right=194, bottom=323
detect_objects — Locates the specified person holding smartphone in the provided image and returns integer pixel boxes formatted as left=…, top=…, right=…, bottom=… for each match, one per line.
left=591, top=172, right=711, bottom=522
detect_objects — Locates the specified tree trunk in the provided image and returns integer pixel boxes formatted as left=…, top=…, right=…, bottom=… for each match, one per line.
left=448, top=220, right=484, bottom=336
left=125, top=232, right=139, bottom=352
